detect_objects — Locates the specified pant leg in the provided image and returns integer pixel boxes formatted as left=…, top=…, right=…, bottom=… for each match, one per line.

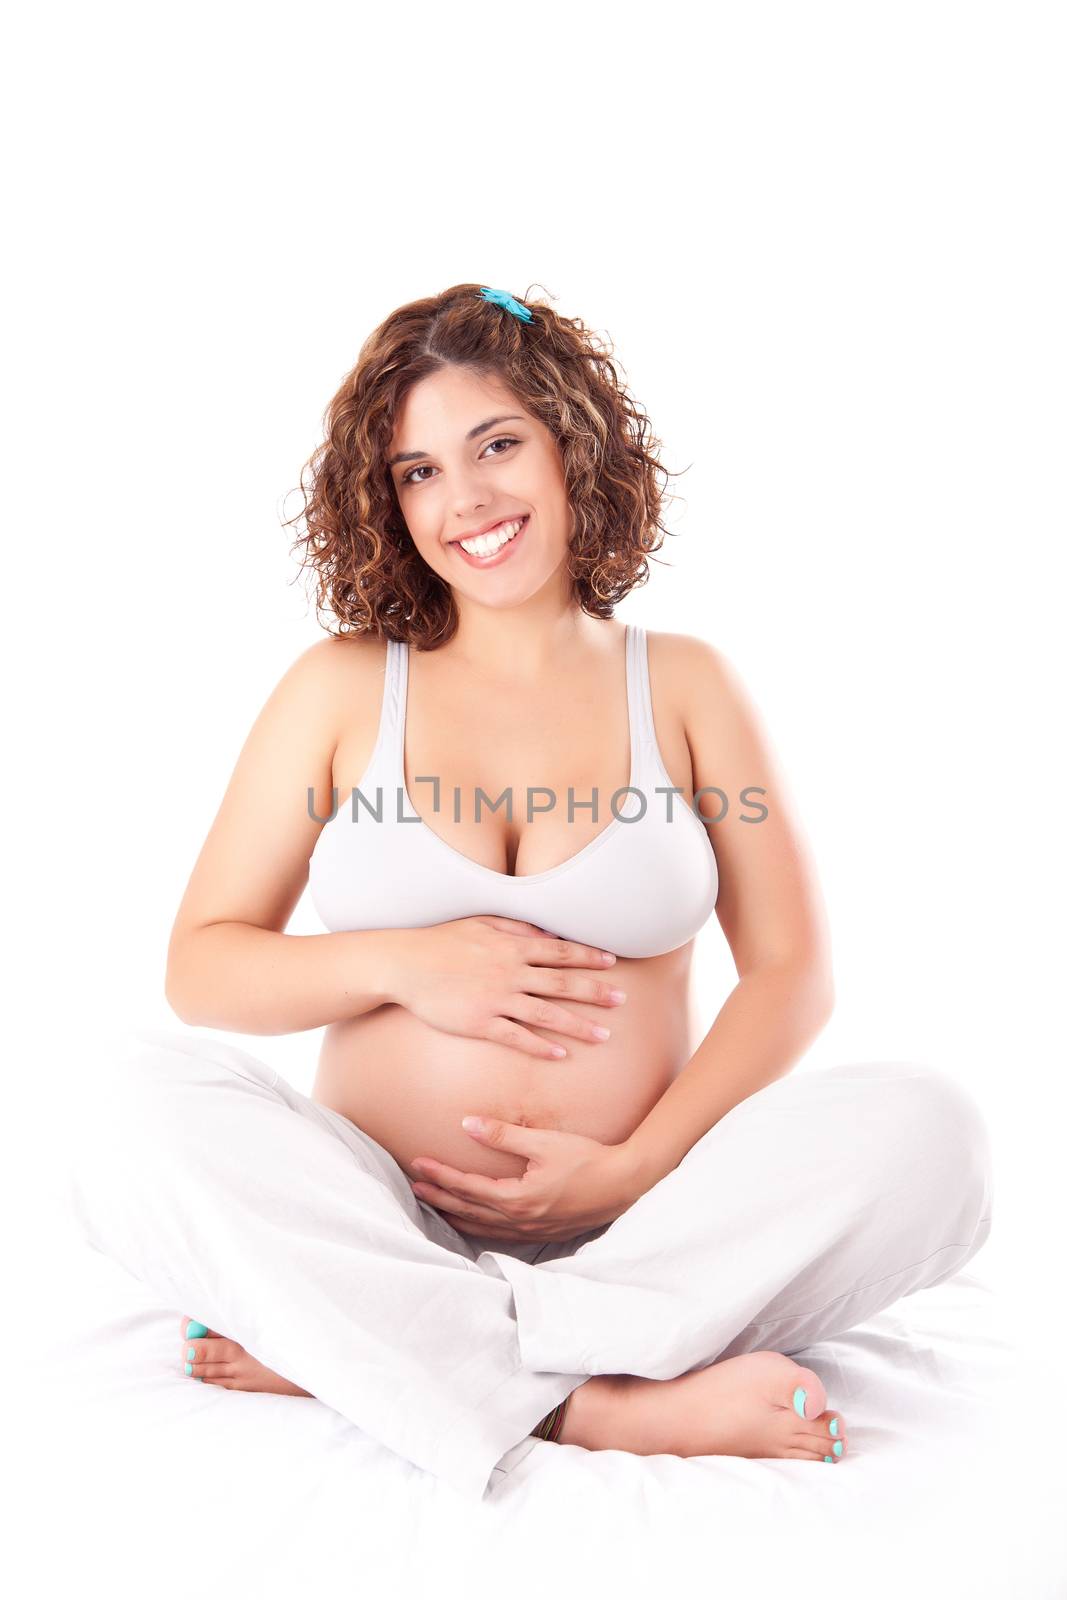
left=65, top=1026, right=583, bottom=1503
left=475, top=1060, right=995, bottom=1377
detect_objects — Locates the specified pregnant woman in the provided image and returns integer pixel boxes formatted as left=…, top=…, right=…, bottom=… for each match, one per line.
left=69, top=284, right=993, bottom=1501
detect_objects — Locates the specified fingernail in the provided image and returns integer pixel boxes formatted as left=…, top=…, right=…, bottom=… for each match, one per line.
left=592, top=1026, right=611, bottom=1040
left=609, top=989, right=627, bottom=1003
left=600, top=952, right=616, bottom=964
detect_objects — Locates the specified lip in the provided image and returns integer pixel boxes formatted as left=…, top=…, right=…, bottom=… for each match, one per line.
left=449, top=514, right=527, bottom=543
left=449, top=514, right=529, bottom=569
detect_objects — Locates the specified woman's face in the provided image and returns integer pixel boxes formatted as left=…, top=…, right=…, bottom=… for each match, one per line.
left=386, top=365, right=574, bottom=609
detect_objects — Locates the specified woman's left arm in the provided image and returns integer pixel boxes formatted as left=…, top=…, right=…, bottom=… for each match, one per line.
left=617, top=636, right=836, bottom=1196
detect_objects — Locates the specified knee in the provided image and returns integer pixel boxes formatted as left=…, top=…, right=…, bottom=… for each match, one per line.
left=876, top=1061, right=994, bottom=1223
left=93, top=1027, right=276, bottom=1101
left=65, top=1029, right=189, bottom=1243
left=83, top=1027, right=195, bottom=1108
left=68, top=1029, right=182, bottom=1155
left=76, top=1027, right=266, bottom=1148
left=69, top=1028, right=265, bottom=1218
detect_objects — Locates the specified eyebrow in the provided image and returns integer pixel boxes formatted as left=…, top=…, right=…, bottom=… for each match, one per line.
left=387, top=415, right=526, bottom=470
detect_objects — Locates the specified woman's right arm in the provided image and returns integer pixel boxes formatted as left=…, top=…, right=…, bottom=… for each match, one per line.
left=164, top=636, right=403, bottom=1036
left=167, top=922, right=409, bottom=1036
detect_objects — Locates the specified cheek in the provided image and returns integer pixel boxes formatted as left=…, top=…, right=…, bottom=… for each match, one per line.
left=407, top=529, right=448, bottom=570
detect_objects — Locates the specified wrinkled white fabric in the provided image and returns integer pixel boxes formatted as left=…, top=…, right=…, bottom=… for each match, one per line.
left=67, top=1027, right=993, bottom=1502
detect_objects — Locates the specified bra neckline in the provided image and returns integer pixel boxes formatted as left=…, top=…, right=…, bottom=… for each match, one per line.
left=394, top=623, right=645, bottom=885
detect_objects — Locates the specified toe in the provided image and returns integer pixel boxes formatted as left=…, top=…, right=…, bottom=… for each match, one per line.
left=802, top=1412, right=847, bottom=1457
left=803, top=1430, right=846, bottom=1457
left=788, top=1365, right=828, bottom=1423
left=799, top=1414, right=851, bottom=1452
left=185, top=1335, right=235, bottom=1380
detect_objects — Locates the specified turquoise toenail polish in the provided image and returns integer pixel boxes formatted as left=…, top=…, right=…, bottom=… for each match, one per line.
left=824, top=1454, right=834, bottom=1463
left=185, top=1362, right=193, bottom=1376
left=792, top=1387, right=808, bottom=1418
left=829, top=1418, right=839, bottom=1437
left=833, top=1441, right=843, bottom=1456
left=187, top=1321, right=209, bottom=1338
left=187, top=1346, right=196, bottom=1362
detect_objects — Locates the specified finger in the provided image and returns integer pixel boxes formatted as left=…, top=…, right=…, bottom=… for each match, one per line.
left=533, top=935, right=618, bottom=969
left=483, top=920, right=577, bottom=945
left=521, top=968, right=628, bottom=1011
left=435, top=1216, right=531, bottom=1241
left=449, top=1214, right=572, bottom=1244
left=484, top=1013, right=574, bottom=1060
left=459, top=1116, right=549, bottom=1162
left=441, top=1215, right=526, bottom=1239
left=411, top=1151, right=530, bottom=1205
left=412, top=1180, right=516, bottom=1227
left=476, top=917, right=548, bottom=937
left=506, top=991, right=616, bottom=1044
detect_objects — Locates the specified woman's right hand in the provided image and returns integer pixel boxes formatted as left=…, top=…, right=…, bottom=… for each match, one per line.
left=387, top=916, right=627, bottom=1059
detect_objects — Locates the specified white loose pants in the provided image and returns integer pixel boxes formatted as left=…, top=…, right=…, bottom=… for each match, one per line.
left=67, top=1027, right=994, bottom=1502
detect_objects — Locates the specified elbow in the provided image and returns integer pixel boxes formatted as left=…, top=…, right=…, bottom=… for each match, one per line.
left=812, top=968, right=835, bottom=1033
left=164, top=945, right=199, bottom=1027
left=164, top=972, right=195, bottom=1026
left=800, top=958, right=835, bottom=1025
left=756, top=957, right=835, bottom=1028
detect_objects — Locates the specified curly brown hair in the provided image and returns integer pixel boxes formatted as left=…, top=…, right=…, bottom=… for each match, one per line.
left=282, top=282, right=686, bottom=650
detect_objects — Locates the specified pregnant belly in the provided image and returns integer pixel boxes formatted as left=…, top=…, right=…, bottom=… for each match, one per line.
left=311, top=951, right=698, bottom=1185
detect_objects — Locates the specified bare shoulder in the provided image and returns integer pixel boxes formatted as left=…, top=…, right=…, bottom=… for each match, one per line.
left=299, top=630, right=388, bottom=681
left=290, top=631, right=388, bottom=720
left=165, top=631, right=390, bottom=947
left=644, top=628, right=744, bottom=725
left=298, top=633, right=390, bottom=801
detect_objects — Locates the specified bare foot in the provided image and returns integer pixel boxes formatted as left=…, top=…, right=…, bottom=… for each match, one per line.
left=558, top=1350, right=847, bottom=1464
left=180, top=1316, right=312, bottom=1397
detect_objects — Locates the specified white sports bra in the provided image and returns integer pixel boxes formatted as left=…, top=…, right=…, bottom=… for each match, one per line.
left=307, top=624, right=718, bottom=959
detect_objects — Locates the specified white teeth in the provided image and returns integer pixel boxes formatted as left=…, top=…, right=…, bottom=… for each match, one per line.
left=457, top=517, right=525, bottom=556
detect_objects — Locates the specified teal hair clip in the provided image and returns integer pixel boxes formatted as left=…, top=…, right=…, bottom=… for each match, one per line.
left=478, top=286, right=533, bottom=323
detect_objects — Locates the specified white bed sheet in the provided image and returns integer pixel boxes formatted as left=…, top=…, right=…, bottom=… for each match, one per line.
left=15, top=1218, right=1065, bottom=1600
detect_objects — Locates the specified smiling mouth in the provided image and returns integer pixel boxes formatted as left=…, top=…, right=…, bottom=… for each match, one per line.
left=450, top=515, right=529, bottom=564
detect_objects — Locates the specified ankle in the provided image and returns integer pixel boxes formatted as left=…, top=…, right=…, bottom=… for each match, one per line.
left=556, top=1374, right=621, bottom=1449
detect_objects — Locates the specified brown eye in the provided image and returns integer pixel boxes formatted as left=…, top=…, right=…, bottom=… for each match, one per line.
left=401, top=436, right=520, bottom=486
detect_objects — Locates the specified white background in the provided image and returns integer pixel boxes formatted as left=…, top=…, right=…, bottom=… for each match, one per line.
left=4, top=0, right=1063, bottom=1528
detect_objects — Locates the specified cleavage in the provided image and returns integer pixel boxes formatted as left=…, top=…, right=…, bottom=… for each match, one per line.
left=403, top=699, right=631, bottom=879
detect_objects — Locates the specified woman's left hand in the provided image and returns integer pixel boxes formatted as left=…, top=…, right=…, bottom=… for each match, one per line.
left=408, top=1118, right=642, bottom=1241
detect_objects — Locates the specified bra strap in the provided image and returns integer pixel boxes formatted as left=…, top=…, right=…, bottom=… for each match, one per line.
left=376, top=636, right=407, bottom=782
left=627, top=624, right=657, bottom=756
